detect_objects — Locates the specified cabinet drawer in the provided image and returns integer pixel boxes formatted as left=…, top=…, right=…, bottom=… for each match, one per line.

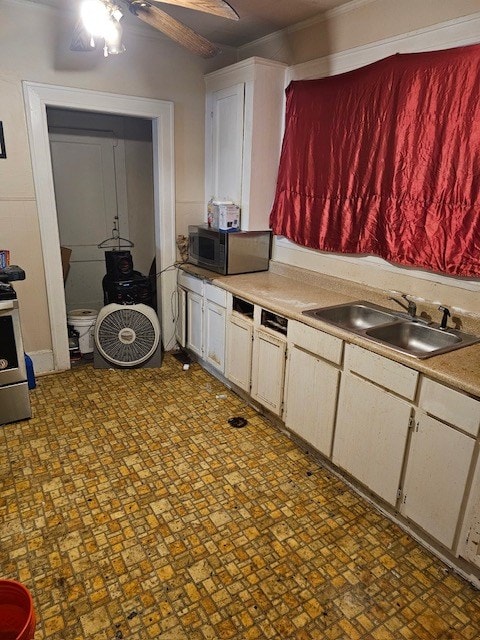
left=178, top=271, right=203, bottom=295
left=419, top=377, right=480, bottom=437
left=345, top=344, right=418, bottom=400
left=205, top=282, right=227, bottom=307
left=288, top=320, right=343, bottom=365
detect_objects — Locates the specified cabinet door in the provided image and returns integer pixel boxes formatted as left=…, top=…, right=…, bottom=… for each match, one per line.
left=333, top=372, right=412, bottom=506
left=186, top=291, right=203, bottom=358
left=204, top=300, right=226, bottom=372
left=210, top=84, right=244, bottom=203
left=251, top=328, right=286, bottom=416
left=284, top=346, right=340, bottom=457
left=401, top=412, right=475, bottom=549
left=226, top=314, right=253, bottom=392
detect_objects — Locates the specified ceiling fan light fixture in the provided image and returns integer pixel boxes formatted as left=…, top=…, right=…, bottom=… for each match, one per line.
left=80, top=0, right=125, bottom=56
left=81, top=0, right=110, bottom=37
left=112, top=7, right=123, bottom=21
left=75, top=0, right=231, bottom=58
left=104, top=19, right=126, bottom=56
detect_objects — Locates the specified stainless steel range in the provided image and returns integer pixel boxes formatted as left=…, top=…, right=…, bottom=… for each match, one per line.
left=0, top=266, right=31, bottom=426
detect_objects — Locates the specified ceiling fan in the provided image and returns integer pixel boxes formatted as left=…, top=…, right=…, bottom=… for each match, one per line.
left=71, top=0, right=239, bottom=58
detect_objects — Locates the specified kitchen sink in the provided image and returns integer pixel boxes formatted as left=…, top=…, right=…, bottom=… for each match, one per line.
left=303, top=301, right=480, bottom=358
left=365, top=322, right=466, bottom=358
left=303, top=301, right=399, bottom=330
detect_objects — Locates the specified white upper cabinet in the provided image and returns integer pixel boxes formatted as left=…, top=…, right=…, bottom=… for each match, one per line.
left=205, top=58, right=287, bottom=231
left=210, top=83, right=245, bottom=206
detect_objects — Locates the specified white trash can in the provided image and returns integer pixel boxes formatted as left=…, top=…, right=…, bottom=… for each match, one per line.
left=67, top=309, right=98, bottom=355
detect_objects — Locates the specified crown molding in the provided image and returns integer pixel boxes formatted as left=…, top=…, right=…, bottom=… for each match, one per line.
left=325, top=0, right=377, bottom=20
left=238, top=0, right=377, bottom=55
left=286, top=10, right=480, bottom=82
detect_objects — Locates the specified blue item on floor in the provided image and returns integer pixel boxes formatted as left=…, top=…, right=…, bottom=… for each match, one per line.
left=24, top=353, right=36, bottom=390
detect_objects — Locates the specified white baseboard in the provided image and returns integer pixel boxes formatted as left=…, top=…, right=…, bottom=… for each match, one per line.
left=27, top=350, right=56, bottom=375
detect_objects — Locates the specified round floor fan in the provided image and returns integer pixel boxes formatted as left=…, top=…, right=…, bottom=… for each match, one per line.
left=94, top=303, right=162, bottom=368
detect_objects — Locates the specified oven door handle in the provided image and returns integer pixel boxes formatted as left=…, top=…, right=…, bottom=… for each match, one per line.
left=0, top=300, right=14, bottom=311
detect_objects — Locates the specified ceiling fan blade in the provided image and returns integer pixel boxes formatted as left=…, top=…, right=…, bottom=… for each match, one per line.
left=150, top=0, right=239, bottom=21
left=133, top=3, right=220, bottom=58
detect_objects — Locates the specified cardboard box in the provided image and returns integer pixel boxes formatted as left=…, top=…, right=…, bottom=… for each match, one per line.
left=209, top=201, right=240, bottom=230
left=61, top=246, right=72, bottom=282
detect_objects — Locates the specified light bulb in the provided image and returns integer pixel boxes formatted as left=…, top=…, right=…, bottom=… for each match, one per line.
left=104, top=19, right=125, bottom=55
left=80, top=0, right=125, bottom=56
left=81, top=0, right=111, bottom=37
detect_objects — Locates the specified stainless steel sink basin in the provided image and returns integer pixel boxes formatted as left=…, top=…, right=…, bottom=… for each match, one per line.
left=303, top=300, right=480, bottom=358
left=303, top=301, right=399, bottom=330
left=365, top=322, right=465, bottom=358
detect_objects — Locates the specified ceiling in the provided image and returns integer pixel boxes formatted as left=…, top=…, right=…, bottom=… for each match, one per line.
left=30, top=0, right=354, bottom=48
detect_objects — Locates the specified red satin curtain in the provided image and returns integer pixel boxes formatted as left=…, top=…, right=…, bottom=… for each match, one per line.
left=270, top=44, right=480, bottom=277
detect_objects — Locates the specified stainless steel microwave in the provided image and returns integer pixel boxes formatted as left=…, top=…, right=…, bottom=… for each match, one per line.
left=188, top=225, right=271, bottom=275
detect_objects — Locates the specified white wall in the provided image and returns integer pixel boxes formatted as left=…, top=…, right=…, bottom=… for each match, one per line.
left=0, top=0, right=236, bottom=360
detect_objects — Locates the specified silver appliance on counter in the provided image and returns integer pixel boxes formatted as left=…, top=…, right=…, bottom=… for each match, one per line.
left=188, top=225, right=271, bottom=275
left=0, top=267, right=31, bottom=426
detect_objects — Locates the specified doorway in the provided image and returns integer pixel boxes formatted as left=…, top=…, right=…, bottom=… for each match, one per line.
left=23, top=82, right=176, bottom=372
left=47, top=108, right=154, bottom=313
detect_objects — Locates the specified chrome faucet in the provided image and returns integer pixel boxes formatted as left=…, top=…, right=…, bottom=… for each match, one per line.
left=388, top=294, right=417, bottom=318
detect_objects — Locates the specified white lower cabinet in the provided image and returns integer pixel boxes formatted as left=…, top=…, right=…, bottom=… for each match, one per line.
left=459, top=455, right=480, bottom=569
left=200, top=284, right=227, bottom=373
left=203, top=299, right=226, bottom=371
left=178, top=271, right=226, bottom=373
left=186, top=290, right=203, bottom=358
left=283, top=320, right=343, bottom=457
left=333, top=344, right=418, bottom=506
left=333, top=371, right=413, bottom=506
left=284, top=346, right=340, bottom=456
left=226, top=303, right=287, bottom=411
left=251, top=327, right=286, bottom=416
left=400, top=411, right=475, bottom=549
left=226, top=313, right=253, bottom=392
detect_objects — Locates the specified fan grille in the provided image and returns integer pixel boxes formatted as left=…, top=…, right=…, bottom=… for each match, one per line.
left=97, top=308, right=157, bottom=366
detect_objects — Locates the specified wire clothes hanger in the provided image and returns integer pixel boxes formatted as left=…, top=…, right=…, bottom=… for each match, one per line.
left=98, top=216, right=134, bottom=250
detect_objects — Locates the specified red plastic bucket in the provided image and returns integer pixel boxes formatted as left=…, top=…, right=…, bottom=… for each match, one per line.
left=0, top=580, right=35, bottom=640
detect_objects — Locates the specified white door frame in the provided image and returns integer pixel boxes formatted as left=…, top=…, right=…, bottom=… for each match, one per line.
left=23, top=82, right=176, bottom=371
